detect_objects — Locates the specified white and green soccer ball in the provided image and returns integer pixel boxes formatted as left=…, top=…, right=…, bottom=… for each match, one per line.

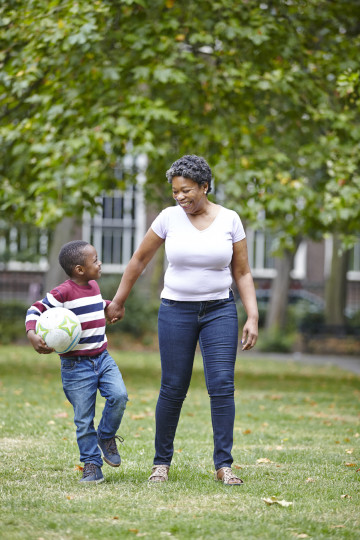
left=36, top=307, right=81, bottom=354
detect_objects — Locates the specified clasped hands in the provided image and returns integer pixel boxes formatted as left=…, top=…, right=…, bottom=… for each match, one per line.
left=105, top=302, right=125, bottom=325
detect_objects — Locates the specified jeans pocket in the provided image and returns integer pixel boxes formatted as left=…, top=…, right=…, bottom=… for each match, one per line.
left=60, top=358, right=79, bottom=371
left=160, top=298, right=177, bottom=307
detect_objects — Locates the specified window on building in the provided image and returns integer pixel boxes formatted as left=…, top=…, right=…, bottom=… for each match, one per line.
left=246, top=229, right=307, bottom=280
left=0, top=222, right=50, bottom=271
left=0, top=154, right=146, bottom=274
left=246, top=229, right=275, bottom=278
left=82, top=183, right=146, bottom=274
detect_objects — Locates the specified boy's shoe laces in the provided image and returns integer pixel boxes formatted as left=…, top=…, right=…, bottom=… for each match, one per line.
left=83, top=463, right=97, bottom=478
left=103, top=435, right=124, bottom=454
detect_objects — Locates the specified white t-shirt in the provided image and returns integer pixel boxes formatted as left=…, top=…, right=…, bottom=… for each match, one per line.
left=151, top=205, right=246, bottom=301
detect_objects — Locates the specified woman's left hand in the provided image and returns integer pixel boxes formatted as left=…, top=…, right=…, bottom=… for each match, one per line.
left=241, top=318, right=258, bottom=350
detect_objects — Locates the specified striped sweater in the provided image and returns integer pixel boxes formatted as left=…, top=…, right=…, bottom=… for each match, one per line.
left=25, top=279, right=110, bottom=357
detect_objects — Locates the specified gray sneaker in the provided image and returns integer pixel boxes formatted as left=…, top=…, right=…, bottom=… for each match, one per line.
left=79, top=463, right=104, bottom=484
left=97, top=435, right=124, bottom=467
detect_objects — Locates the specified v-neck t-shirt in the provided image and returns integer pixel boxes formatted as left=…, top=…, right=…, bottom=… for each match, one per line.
left=151, top=205, right=246, bottom=301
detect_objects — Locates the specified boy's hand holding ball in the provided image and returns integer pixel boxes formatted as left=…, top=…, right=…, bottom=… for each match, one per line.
left=27, top=330, right=54, bottom=354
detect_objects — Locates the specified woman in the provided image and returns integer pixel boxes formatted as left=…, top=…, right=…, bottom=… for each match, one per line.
left=107, top=155, right=258, bottom=485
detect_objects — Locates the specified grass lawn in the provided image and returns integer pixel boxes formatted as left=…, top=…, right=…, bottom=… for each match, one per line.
left=0, top=344, right=359, bottom=540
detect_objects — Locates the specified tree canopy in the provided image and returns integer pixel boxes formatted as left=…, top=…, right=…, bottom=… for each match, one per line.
left=1, top=0, right=359, bottom=249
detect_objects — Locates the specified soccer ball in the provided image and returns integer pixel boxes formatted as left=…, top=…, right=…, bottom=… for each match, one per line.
left=36, top=307, right=81, bottom=354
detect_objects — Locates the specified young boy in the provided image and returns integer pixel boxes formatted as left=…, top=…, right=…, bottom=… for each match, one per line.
left=26, top=240, right=128, bottom=484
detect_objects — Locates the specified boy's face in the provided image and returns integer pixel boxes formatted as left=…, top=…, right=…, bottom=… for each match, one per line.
left=79, top=245, right=102, bottom=281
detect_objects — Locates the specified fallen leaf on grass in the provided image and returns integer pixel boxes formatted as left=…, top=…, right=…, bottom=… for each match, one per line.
left=262, top=496, right=293, bottom=507
left=345, top=463, right=357, bottom=467
left=74, top=465, right=83, bottom=471
left=234, top=464, right=242, bottom=470
left=129, top=529, right=139, bottom=534
left=257, top=458, right=274, bottom=464
left=243, top=429, right=252, bottom=434
left=305, top=477, right=315, bottom=483
left=131, top=411, right=153, bottom=420
left=112, top=516, right=119, bottom=520
left=341, top=494, right=352, bottom=499
left=54, top=412, right=68, bottom=418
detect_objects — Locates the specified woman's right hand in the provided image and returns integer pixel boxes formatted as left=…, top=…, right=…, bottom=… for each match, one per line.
left=106, top=302, right=125, bottom=324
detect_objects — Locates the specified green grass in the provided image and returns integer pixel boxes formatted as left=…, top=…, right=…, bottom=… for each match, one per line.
left=0, top=345, right=359, bottom=540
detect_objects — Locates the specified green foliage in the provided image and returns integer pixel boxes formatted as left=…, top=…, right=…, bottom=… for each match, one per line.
left=0, top=300, right=27, bottom=344
left=347, top=309, right=360, bottom=330
left=0, top=0, right=359, bottom=251
left=256, top=329, right=296, bottom=354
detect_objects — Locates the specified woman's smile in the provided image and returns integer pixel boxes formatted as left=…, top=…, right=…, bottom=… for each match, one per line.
left=172, top=176, right=207, bottom=214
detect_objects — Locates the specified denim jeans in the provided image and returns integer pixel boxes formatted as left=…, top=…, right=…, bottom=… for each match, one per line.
left=60, top=349, right=128, bottom=467
left=155, top=291, right=238, bottom=471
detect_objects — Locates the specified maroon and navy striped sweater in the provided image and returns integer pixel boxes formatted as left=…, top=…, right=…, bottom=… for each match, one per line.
left=25, top=279, right=110, bottom=357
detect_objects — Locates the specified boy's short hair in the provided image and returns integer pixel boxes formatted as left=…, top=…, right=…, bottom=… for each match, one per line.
left=59, top=240, right=90, bottom=277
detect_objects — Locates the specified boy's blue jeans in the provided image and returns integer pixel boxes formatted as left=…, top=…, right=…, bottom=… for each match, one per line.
left=155, top=291, right=238, bottom=471
left=60, top=349, right=128, bottom=467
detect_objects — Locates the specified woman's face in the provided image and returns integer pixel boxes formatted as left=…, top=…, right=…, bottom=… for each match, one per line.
left=171, top=176, right=207, bottom=215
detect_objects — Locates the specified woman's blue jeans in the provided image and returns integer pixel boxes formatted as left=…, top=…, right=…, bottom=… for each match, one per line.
left=60, top=349, right=128, bottom=467
left=155, top=292, right=238, bottom=471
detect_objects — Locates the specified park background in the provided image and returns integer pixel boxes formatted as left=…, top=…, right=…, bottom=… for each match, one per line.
left=0, top=1, right=359, bottom=539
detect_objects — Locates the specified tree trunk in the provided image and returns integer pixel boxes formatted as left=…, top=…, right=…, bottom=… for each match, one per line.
left=324, top=234, right=349, bottom=326
left=265, top=249, right=295, bottom=331
left=44, top=217, right=79, bottom=292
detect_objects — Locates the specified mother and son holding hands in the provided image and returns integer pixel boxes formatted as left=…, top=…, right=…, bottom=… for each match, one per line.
left=26, top=155, right=259, bottom=486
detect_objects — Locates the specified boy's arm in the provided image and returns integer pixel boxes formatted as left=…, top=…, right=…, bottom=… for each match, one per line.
left=25, top=288, right=64, bottom=354
left=27, top=329, right=54, bottom=354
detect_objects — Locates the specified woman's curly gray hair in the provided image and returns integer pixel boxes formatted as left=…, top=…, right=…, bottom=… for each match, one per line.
left=166, top=155, right=213, bottom=193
